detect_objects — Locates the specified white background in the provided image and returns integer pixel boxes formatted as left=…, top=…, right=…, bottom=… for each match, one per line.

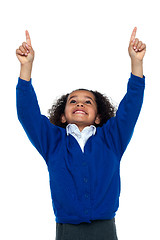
left=0, top=0, right=160, bottom=239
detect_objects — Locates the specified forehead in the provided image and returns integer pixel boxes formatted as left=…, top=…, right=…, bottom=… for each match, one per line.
left=68, top=90, right=96, bottom=101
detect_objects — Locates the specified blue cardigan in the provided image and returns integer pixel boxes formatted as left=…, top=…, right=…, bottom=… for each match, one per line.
left=16, top=73, right=145, bottom=224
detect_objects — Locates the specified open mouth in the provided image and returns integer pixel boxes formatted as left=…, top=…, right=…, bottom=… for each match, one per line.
left=73, top=110, right=87, bottom=115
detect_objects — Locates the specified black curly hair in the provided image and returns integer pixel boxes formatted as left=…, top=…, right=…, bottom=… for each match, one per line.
left=48, top=88, right=117, bottom=128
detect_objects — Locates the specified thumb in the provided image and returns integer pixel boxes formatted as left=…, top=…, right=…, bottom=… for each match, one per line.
left=25, top=30, right=32, bottom=46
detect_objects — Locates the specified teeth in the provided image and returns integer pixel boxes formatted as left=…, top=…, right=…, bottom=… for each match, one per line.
left=74, top=111, right=86, bottom=114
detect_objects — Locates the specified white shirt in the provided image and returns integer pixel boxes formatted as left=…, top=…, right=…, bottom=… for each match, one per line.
left=66, top=124, right=96, bottom=152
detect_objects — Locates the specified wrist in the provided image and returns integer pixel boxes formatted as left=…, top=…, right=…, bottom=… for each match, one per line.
left=20, top=63, right=33, bottom=81
left=21, top=62, right=33, bottom=68
left=131, top=58, right=143, bottom=65
left=131, top=59, right=143, bottom=78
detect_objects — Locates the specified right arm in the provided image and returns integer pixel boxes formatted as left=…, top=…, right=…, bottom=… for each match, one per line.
left=16, top=31, right=61, bottom=163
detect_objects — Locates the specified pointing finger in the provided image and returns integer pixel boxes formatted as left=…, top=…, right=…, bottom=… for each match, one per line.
left=25, top=30, right=32, bottom=46
left=130, top=27, right=137, bottom=43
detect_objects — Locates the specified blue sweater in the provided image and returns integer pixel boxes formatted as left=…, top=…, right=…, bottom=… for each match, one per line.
left=16, top=73, right=145, bottom=224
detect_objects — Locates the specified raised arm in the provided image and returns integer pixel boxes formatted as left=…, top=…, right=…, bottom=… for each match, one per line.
left=16, top=31, right=62, bottom=163
left=103, top=27, right=146, bottom=158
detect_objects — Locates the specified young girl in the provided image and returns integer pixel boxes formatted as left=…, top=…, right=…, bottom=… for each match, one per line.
left=16, top=27, right=146, bottom=240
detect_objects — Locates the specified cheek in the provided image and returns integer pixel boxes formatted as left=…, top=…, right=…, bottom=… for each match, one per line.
left=92, top=106, right=98, bottom=115
left=64, top=105, right=72, bottom=117
left=89, top=108, right=97, bottom=119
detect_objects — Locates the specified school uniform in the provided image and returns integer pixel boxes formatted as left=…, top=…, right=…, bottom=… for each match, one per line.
left=16, top=73, right=145, bottom=239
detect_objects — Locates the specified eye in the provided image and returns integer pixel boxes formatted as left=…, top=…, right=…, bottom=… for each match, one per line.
left=86, top=100, right=92, bottom=104
left=70, top=99, right=76, bottom=103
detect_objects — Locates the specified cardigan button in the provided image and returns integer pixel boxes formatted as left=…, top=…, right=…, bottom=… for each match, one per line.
left=82, top=161, right=87, bottom=166
left=84, top=209, right=89, bottom=215
left=85, top=193, right=89, bottom=199
left=84, top=177, right=88, bottom=183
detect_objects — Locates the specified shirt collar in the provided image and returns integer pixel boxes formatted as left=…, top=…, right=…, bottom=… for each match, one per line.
left=66, top=123, right=96, bottom=136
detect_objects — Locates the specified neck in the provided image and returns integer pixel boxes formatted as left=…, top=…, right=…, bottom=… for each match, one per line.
left=72, top=124, right=94, bottom=132
left=66, top=123, right=87, bottom=132
left=78, top=126, right=85, bottom=132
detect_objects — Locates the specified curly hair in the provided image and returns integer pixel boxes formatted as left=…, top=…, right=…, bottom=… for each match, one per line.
left=48, top=89, right=117, bottom=128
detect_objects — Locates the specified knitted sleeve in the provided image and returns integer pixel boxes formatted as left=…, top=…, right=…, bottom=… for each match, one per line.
left=102, top=73, right=145, bottom=158
left=16, top=78, right=62, bottom=164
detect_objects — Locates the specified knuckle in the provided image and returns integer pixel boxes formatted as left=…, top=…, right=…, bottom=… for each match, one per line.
left=22, top=42, right=26, bottom=48
left=19, top=46, right=25, bottom=52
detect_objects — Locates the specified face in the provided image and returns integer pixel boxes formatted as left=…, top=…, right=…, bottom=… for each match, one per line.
left=61, top=90, right=100, bottom=131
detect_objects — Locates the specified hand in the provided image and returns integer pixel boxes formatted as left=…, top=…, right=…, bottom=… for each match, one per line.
left=128, top=27, right=146, bottom=62
left=16, top=30, right=35, bottom=65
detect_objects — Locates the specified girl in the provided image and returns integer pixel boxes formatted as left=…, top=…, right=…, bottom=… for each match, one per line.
left=16, top=27, right=146, bottom=240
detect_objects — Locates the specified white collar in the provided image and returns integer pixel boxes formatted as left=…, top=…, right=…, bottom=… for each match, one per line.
left=66, top=124, right=96, bottom=136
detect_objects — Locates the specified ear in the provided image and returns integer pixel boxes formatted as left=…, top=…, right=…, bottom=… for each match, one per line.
left=61, top=114, right=67, bottom=123
left=95, top=114, right=101, bottom=125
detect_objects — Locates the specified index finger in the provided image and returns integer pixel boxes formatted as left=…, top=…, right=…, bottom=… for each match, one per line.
left=130, top=27, right=137, bottom=43
left=25, top=30, right=32, bottom=46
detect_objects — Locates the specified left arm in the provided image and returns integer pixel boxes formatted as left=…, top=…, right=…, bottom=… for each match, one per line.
left=103, top=27, right=146, bottom=157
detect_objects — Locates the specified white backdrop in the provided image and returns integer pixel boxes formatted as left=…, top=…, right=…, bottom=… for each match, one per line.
left=0, top=0, right=160, bottom=239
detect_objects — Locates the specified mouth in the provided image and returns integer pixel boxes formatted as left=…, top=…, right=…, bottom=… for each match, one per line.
left=73, top=110, right=87, bottom=115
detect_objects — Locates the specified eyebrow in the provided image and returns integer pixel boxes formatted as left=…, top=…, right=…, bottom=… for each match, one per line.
left=68, top=95, right=95, bottom=102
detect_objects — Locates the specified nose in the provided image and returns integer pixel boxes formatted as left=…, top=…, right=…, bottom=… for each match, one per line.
left=77, top=103, right=84, bottom=107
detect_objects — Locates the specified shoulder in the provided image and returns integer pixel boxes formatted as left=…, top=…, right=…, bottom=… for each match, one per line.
left=42, top=115, right=67, bottom=135
left=96, top=118, right=114, bottom=136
